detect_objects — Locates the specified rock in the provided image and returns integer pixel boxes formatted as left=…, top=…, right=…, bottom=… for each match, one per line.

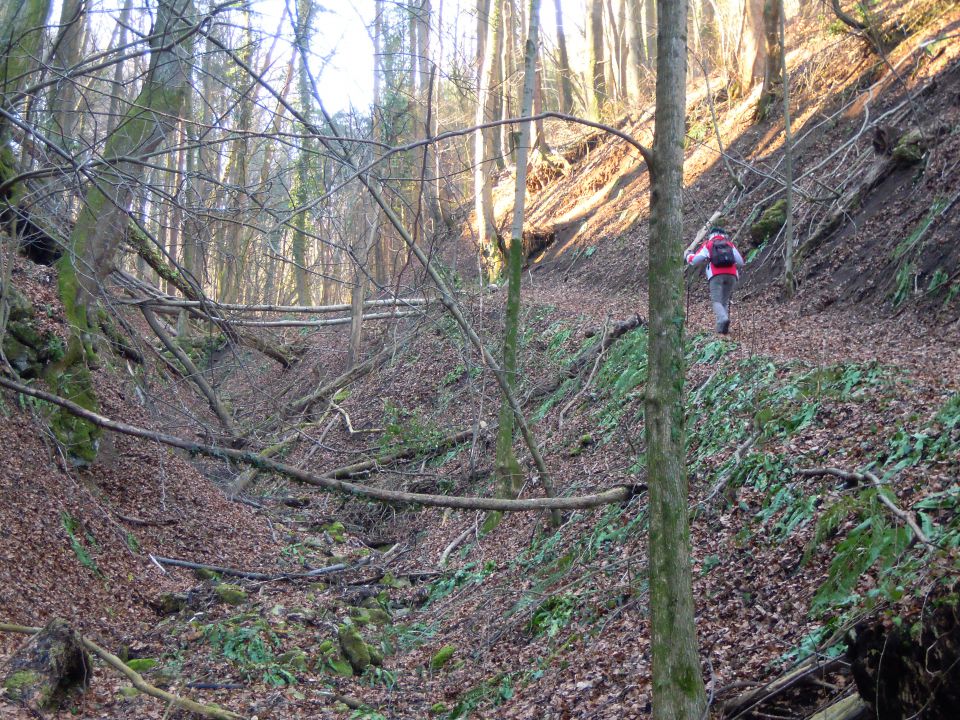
left=326, top=658, right=354, bottom=677
left=892, top=129, right=925, bottom=166
left=322, top=521, right=346, bottom=543
left=349, top=608, right=372, bottom=626
left=750, top=199, right=787, bottom=246
left=277, top=648, right=308, bottom=673
left=366, top=609, right=392, bottom=627
left=1, top=619, right=90, bottom=713
left=338, top=625, right=371, bottom=673
left=214, top=584, right=248, bottom=606
left=430, top=645, right=456, bottom=671
left=368, top=644, right=384, bottom=667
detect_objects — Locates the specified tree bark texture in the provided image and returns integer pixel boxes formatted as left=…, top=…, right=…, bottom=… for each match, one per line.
left=552, top=0, right=573, bottom=113
left=645, top=1, right=708, bottom=718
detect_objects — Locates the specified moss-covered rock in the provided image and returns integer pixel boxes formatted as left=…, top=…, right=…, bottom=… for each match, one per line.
left=338, top=625, right=371, bottom=673
left=430, top=645, right=456, bottom=671
left=750, top=199, right=787, bottom=246
left=892, top=129, right=925, bottom=166
left=327, top=658, right=354, bottom=677
left=322, top=521, right=346, bottom=543
left=1, top=618, right=90, bottom=712
left=277, top=648, right=308, bottom=672
left=214, top=584, right=248, bottom=605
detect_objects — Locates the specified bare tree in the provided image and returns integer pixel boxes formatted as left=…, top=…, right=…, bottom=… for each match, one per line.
left=646, top=0, right=708, bottom=716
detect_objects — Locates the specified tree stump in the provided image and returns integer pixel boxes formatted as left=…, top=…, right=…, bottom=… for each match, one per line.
left=2, top=619, right=91, bottom=713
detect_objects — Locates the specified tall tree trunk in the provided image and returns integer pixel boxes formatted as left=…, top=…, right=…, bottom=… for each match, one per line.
left=757, top=0, right=783, bottom=119
left=552, top=0, right=573, bottom=113
left=494, top=0, right=559, bottom=524
left=475, top=0, right=503, bottom=279
left=646, top=0, right=708, bottom=717
left=416, top=0, right=441, bottom=230
left=292, top=0, right=314, bottom=306
left=641, top=0, right=657, bottom=67
left=58, top=0, right=196, bottom=340
left=47, top=0, right=87, bottom=147
left=585, top=0, right=606, bottom=120
left=779, top=0, right=794, bottom=297
left=104, top=0, right=134, bottom=135
left=625, top=0, right=645, bottom=104
left=735, top=0, right=765, bottom=94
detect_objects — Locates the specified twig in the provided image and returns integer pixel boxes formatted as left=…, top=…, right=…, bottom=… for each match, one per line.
left=439, top=521, right=477, bottom=567
left=0, top=623, right=244, bottom=720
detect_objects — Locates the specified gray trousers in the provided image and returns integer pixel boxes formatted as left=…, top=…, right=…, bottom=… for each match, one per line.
left=708, top=274, right=737, bottom=330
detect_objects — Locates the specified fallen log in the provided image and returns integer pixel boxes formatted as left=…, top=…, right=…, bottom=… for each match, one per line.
left=0, top=375, right=642, bottom=513
left=721, top=656, right=844, bottom=718
left=0, top=622, right=243, bottom=720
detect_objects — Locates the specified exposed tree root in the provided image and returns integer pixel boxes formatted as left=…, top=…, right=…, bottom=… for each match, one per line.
left=0, top=622, right=244, bottom=720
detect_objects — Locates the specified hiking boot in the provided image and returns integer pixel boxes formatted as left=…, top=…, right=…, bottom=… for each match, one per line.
left=719, top=320, right=730, bottom=334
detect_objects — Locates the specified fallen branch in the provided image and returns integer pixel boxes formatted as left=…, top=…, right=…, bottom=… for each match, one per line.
left=0, top=375, right=641, bottom=512
left=142, top=307, right=242, bottom=443
left=0, top=623, right=243, bottom=720
left=796, top=466, right=935, bottom=546
left=167, top=310, right=422, bottom=328
left=122, top=297, right=429, bottom=314
left=148, top=554, right=372, bottom=580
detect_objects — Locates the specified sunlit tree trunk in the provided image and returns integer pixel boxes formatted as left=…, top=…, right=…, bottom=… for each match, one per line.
left=641, top=0, right=657, bottom=67
left=625, top=0, right=644, bottom=104
left=757, top=0, right=783, bottom=118
left=552, top=0, right=573, bottom=113
left=646, top=0, right=708, bottom=717
left=585, top=0, right=606, bottom=120
left=475, top=0, right=503, bottom=279
left=779, top=0, right=794, bottom=297
left=734, top=0, right=765, bottom=94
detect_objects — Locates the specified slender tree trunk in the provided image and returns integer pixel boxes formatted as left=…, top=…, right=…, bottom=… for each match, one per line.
left=646, top=0, right=708, bottom=717
left=625, top=0, right=644, bottom=104
left=586, top=0, right=606, bottom=120
left=757, top=0, right=783, bottom=119
left=779, top=0, right=794, bottom=297
left=641, top=0, right=657, bottom=67
left=475, top=0, right=504, bottom=279
left=292, top=0, right=314, bottom=306
left=552, top=0, right=573, bottom=113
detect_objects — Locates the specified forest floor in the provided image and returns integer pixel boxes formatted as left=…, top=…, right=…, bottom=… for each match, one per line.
left=2, top=2, right=960, bottom=718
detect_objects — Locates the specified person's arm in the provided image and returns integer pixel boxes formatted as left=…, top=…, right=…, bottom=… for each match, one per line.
left=733, top=246, right=745, bottom=268
left=686, top=244, right=709, bottom=267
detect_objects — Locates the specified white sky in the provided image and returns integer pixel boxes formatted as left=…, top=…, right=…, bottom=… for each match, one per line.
left=247, top=0, right=587, bottom=115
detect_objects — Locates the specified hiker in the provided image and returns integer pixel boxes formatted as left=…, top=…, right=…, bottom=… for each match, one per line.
left=685, top=227, right=744, bottom=334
